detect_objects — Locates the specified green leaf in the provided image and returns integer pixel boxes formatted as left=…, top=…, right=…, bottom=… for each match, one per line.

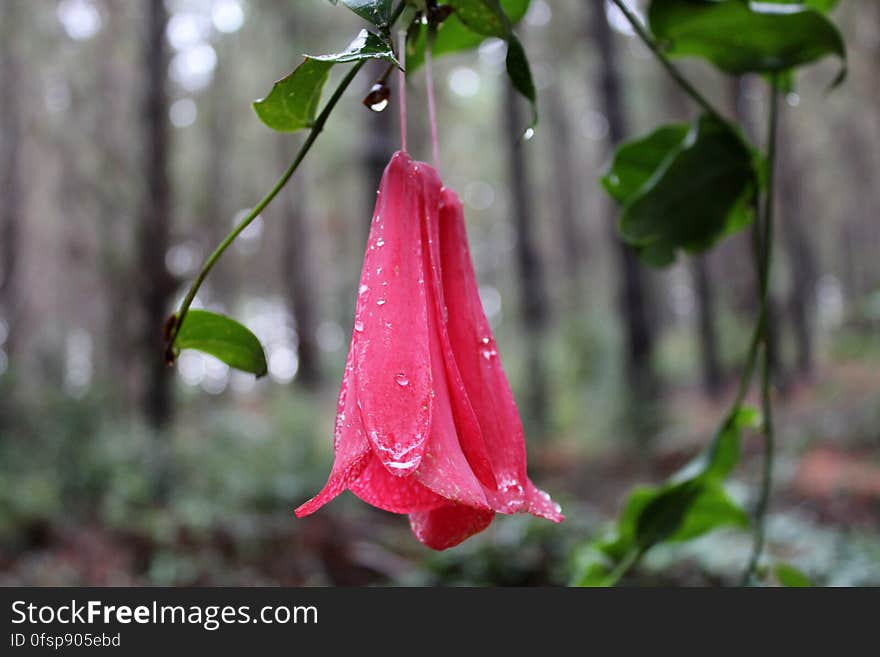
left=673, top=404, right=761, bottom=484
left=670, top=483, right=750, bottom=542
left=253, top=30, right=397, bottom=132
left=648, top=0, right=846, bottom=84
left=407, top=0, right=530, bottom=70
left=576, top=403, right=758, bottom=584
left=569, top=546, right=616, bottom=587
left=775, top=563, right=813, bottom=587
left=446, top=0, right=511, bottom=37
left=407, top=1, right=537, bottom=135
left=340, top=0, right=393, bottom=28
left=615, top=114, right=756, bottom=265
left=174, top=310, right=268, bottom=377
left=505, top=32, right=536, bottom=129
left=601, top=123, right=689, bottom=205
left=593, top=479, right=749, bottom=571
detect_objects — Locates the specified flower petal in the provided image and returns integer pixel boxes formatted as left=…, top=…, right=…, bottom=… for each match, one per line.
left=350, top=453, right=448, bottom=514
left=409, top=505, right=495, bottom=550
left=421, top=169, right=497, bottom=491
left=438, top=188, right=563, bottom=522
left=295, top=344, right=370, bottom=517
left=355, top=152, right=433, bottom=476
left=409, top=165, right=491, bottom=512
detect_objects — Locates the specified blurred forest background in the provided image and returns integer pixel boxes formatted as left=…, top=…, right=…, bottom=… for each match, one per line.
left=1, top=0, right=879, bottom=586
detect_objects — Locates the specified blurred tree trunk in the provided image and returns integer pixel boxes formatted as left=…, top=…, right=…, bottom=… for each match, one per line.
left=692, top=256, right=723, bottom=397
left=544, top=82, right=584, bottom=303
left=279, top=158, right=323, bottom=390
left=503, top=82, right=550, bottom=431
left=96, top=0, right=136, bottom=412
left=203, top=54, right=234, bottom=301
left=664, top=79, right=722, bottom=397
left=137, top=0, right=174, bottom=433
left=778, top=111, right=818, bottom=379
left=0, top=1, right=23, bottom=364
left=729, top=77, right=787, bottom=390
left=588, top=0, right=657, bottom=400
left=837, top=114, right=875, bottom=304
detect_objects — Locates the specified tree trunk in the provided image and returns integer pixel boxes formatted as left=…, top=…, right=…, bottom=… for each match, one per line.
left=544, top=81, right=584, bottom=304
left=588, top=0, right=656, bottom=400
left=279, top=161, right=323, bottom=390
left=503, top=81, right=550, bottom=431
left=692, top=256, right=723, bottom=397
left=137, top=0, right=174, bottom=432
left=0, top=0, right=23, bottom=365
left=778, top=111, right=818, bottom=379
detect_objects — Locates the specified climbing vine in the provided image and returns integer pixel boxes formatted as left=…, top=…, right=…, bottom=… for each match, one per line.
left=161, top=0, right=847, bottom=586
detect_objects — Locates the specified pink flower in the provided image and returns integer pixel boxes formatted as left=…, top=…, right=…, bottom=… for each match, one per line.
left=295, top=151, right=563, bottom=549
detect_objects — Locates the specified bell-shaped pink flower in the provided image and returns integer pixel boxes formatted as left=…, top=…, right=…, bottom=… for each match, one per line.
left=295, top=151, right=562, bottom=549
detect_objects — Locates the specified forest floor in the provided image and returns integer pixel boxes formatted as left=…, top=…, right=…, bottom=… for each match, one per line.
left=1, top=360, right=878, bottom=586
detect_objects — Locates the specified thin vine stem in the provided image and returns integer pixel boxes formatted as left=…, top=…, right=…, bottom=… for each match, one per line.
left=166, top=2, right=408, bottom=352
left=608, top=0, right=724, bottom=122
left=742, top=76, right=780, bottom=585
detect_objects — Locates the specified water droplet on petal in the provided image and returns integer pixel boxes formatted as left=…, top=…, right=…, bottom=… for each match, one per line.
left=354, top=320, right=364, bottom=332
left=376, top=298, right=386, bottom=306
left=395, top=373, right=409, bottom=387
left=358, top=284, right=369, bottom=295
left=376, top=237, right=385, bottom=247
left=480, top=336, right=490, bottom=345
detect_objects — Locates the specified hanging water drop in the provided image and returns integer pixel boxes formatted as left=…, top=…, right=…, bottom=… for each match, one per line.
left=362, top=82, right=391, bottom=112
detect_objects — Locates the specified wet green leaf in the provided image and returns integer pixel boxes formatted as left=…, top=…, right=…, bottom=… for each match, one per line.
left=407, top=0, right=529, bottom=70
left=407, top=1, right=536, bottom=134
left=253, top=30, right=397, bottom=132
left=174, top=310, right=268, bottom=377
left=340, top=0, right=393, bottom=28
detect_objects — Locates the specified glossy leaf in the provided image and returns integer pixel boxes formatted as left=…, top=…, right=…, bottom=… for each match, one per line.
left=775, top=563, right=813, bottom=587
left=446, top=0, right=510, bottom=37
left=648, top=0, right=846, bottom=83
left=614, top=114, right=757, bottom=265
left=340, top=0, right=393, bottom=28
left=601, top=123, right=689, bottom=205
left=174, top=310, right=268, bottom=377
left=253, top=30, right=397, bottom=132
left=505, top=32, right=536, bottom=127
left=407, top=0, right=530, bottom=70
left=407, top=0, right=537, bottom=134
